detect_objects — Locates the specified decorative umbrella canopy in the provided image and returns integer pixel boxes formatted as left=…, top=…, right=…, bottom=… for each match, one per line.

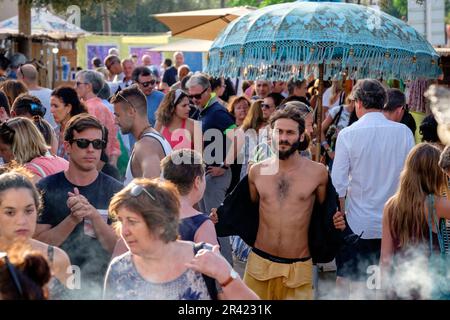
left=0, top=8, right=89, bottom=40
left=206, top=0, right=441, bottom=81
left=153, top=6, right=256, bottom=41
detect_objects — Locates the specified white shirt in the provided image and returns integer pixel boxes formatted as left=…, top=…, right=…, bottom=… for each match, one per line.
left=29, top=88, right=56, bottom=127
left=331, top=112, right=415, bottom=239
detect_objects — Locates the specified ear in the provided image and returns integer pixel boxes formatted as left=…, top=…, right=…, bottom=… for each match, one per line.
left=63, top=140, right=71, bottom=155
left=299, top=133, right=305, bottom=142
left=0, top=107, right=9, bottom=122
left=10, top=110, right=16, bottom=117
left=193, top=175, right=202, bottom=190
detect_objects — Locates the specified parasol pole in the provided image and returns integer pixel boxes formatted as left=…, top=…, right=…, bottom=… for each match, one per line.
left=315, top=64, right=324, bottom=162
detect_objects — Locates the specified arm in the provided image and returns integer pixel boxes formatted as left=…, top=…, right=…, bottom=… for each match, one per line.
left=380, top=204, right=395, bottom=292
left=134, top=139, right=163, bottom=179
left=434, top=196, right=450, bottom=219
left=67, top=189, right=118, bottom=253
left=321, top=114, right=334, bottom=143
left=330, top=133, right=350, bottom=214
left=194, top=220, right=219, bottom=246
left=315, top=165, right=328, bottom=204
left=34, top=217, right=79, bottom=247
left=53, top=246, right=72, bottom=287
left=248, top=164, right=259, bottom=203
left=185, top=245, right=259, bottom=300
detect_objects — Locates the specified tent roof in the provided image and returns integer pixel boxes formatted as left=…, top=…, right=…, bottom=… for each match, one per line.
left=149, top=38, right=212, bottom=52
left=0, top=8, right=89, bottom=40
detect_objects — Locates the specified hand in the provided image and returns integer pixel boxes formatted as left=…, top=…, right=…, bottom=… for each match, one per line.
left=333, top=211, right=346, bottom=231
left=67, top=188, right=95, bottom=221
left=209, top=208, right=219, bottom=224
left=206, top=166, right=226, bottom=177
left=185, top=245, right=232, bottom=284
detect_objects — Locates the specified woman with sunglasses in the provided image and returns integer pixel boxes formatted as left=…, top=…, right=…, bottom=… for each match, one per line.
left=0, top=168, right=71, bottom=299
left=50, top=86, right=88, bottom=159
left=104, top=178, right=259, bottom=300
left=155, top=89, right=197, bottom=150
left=0, top=117, right=68, bottom=183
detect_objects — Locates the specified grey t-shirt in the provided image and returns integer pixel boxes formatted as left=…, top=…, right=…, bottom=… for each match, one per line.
left=103, top=251, right=212, bottom=300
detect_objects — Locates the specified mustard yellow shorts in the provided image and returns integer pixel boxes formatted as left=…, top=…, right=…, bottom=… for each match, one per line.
left=243, top=249, right=313, bottom=300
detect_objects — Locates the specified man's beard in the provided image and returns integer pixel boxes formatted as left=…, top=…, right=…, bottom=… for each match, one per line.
left=276, top=140, right=301, bottom=160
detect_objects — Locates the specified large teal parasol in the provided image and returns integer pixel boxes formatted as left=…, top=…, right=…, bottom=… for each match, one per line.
left=205, top=0, right=441, bottom=160
left=205, top=0, right=440, bottom=81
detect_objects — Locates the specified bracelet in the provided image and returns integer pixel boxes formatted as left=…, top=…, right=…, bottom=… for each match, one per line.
left=321, top=141, right=329, bottom=148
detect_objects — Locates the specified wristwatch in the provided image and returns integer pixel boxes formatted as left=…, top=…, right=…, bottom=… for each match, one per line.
left=220, top=163, right=230, bottom=169
left=220, top=268, right=239, bottom=288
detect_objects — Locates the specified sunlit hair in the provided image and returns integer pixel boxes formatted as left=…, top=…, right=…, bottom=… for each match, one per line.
left=0, top=80, right=28, bottom=111
left=155, top=89, right=188, bottom=127
left=227, top=95, right=250, bottom=116
left=329, top=79, right=344, bottom=106
left=241, top=99, right=265, bottom=132
left=0, top=117, right=48, bottom=164
left=0, top=243, right=51, bottom=300
left=109, top=178, right=180, bottom=243
left=386, top=143, right=446, bottom=248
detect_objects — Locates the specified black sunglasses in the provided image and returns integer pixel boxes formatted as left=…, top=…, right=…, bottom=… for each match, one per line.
left=138, top=80, right=156, bottom=88
left=70, top=138, right=106, bottom=150
left=188, top=87, right=208, bottom=100
left=129, top=183, right=155, bottom=201
left=261, top=103, right=273, bottom=109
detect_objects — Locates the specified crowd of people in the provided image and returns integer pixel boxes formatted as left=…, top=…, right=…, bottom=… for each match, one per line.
left=0, top=47, right=449, bottom=301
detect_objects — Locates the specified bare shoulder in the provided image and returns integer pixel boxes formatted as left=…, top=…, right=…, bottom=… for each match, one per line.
left=303, top=158, right=328, bottom=182
left=135, top=134, right=164, bottom=155
left=53, top=246, right=71, bottom=268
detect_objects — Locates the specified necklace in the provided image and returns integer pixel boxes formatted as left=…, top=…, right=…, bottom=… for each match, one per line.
left=138, top=125, right=152, bottom=140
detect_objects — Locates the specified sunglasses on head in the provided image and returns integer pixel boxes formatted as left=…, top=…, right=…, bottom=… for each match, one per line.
left=129, top=183, right=155, bottom=201
left=138, top=80, right=156, bottom=88
left=188, top=87, right=208, bottom=100
left=70, top=138, right=106, bottom=150
left=114, top=92, right=136, bottom=109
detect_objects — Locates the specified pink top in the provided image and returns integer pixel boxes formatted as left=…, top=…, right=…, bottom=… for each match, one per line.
left=25, top=155, right=69, bottom=178
left=161, top=119, right=193, bottom=150
left=84, top=97, right=121, bottom=158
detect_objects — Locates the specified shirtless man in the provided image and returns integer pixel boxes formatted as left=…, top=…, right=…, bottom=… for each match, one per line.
left=110, top=85, right=172, bottom=186
left=245, top=105, right=328, bottom=300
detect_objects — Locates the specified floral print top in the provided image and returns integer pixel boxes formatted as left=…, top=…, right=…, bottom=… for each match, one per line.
left=103, top=252, right=211, bottom=300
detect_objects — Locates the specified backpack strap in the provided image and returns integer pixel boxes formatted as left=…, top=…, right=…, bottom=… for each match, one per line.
left=332, top=106, right=344, bottom=126
left=193, top=242, right=218, bottom=300
left=28, top=162, right=46, bottom=178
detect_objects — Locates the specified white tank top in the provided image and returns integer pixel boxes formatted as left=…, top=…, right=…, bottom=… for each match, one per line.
left=124, top=132, right=172, bottom=186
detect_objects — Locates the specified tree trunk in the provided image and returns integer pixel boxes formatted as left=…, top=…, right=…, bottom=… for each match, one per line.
left=101, top=3, right=112, bottom=35
left=18, top=0, right=32, bottom=59
left=220, top=0, right=226, bottom=8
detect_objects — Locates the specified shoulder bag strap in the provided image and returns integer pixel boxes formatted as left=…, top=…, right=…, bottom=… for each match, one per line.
left=193, top=242, right=218, bottom=300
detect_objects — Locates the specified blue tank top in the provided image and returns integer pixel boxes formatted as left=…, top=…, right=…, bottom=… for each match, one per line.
left=179, top=215, right=210, bottom=241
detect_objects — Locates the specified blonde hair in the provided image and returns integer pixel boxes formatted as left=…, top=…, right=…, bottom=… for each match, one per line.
left=329, top=80, right=344, bottom=106
left=386, top=143, right=446, bottom=249
left=2, top=117, right=48, bottom=164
